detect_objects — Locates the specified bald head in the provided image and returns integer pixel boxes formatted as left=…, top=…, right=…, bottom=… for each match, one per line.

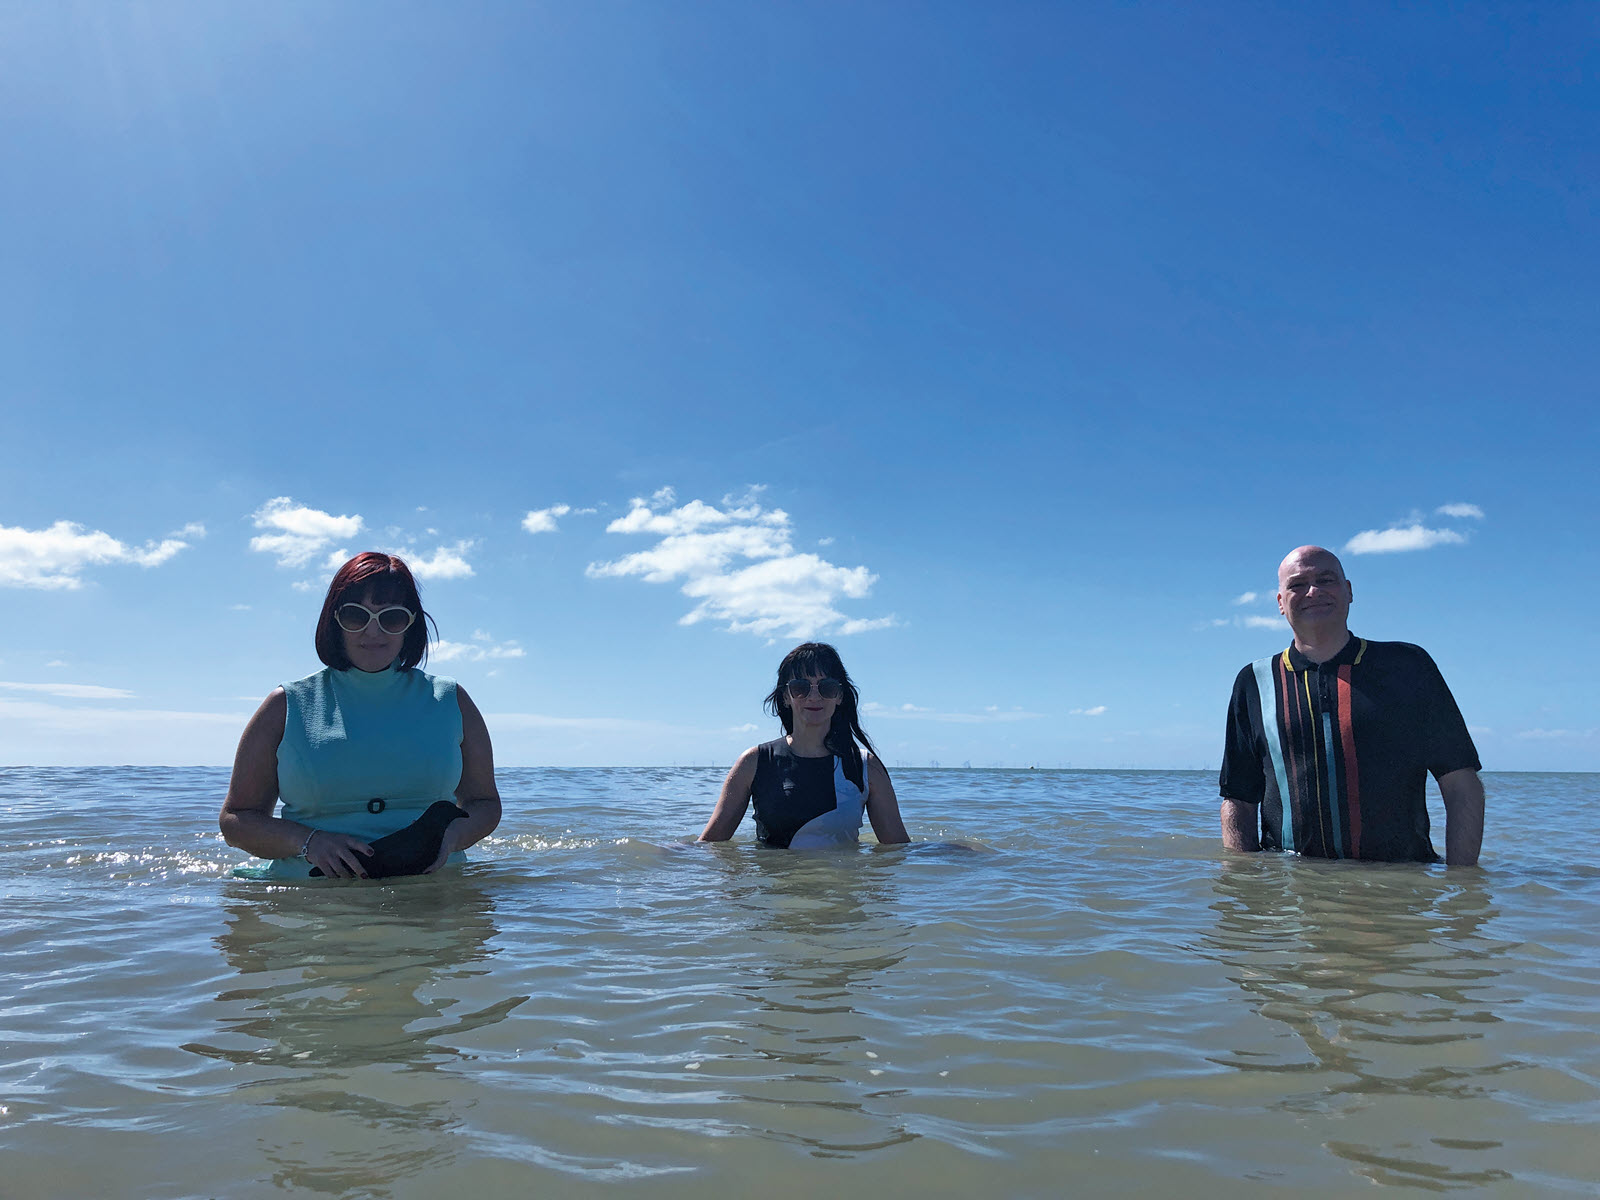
left=1277, top=545, right=1346, bottom=590
left=1276, top=545, right=1353, bottom=656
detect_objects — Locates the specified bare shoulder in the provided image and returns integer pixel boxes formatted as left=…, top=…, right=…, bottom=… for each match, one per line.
left=246, top=688, right=287, bottom=738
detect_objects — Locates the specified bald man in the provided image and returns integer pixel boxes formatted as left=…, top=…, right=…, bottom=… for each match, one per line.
left=1218, top=546, right=1485, bottom=866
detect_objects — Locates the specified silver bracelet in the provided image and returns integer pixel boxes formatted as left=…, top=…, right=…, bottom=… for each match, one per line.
left=297, top=830, right=318, bottom=860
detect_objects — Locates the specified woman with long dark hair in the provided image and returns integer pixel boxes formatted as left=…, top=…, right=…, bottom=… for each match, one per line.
left=700, top=642, right=908, bottom=847
left=220, top=552, right=501, bottom=879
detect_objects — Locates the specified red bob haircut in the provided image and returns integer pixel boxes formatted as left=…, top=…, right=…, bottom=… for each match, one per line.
left=314, top=552, right=432, bottom=671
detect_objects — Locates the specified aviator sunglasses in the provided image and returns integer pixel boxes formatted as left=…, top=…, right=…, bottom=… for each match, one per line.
left=785, top=677, right=843, bottom=701
left=335, top=602, right=416, bottom=635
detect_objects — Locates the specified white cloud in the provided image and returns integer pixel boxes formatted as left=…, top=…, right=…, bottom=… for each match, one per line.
left=488, top=711, right=692, bottom=734
left=1241, top=614, right=1284, bottom=629
left=523, top=505, right=573, bottom=534
left=250, top=497, right=363, bottom=568
left=406, top=540, right=475, bottom=580
left=430, top=635, right=525, bottom=663
left=0, top=519, right=202, bottom=589
left=0, top=680, right=134, bottom=700
left=604, top=497, right=781, bottom=537
left=1232, top=591, right=1258, bottom=606
left=1070, top=705, right=1108, bottom=716
left=1436, top=503, right=1485, bottom=520
left=587, top=491, right=895, bottom=639
left=1514, top=728, right=1597, bottom=741
left=1344, top=523, right=1468, bottom=555
left=861, top=701, right=1041, bottom=724
left=0, top=698, right=253, bottom=766
left=1207, top=614, right=1285, bottom=631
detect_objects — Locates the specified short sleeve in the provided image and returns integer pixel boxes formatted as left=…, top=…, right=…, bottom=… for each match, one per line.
left=1415, top=649, right=1481, bottom=778
left=1218, top=665, right=1266, bottom=805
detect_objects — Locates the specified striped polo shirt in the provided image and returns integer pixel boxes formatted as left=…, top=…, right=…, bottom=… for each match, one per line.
left=1219, top=636, right=1480, bottom=862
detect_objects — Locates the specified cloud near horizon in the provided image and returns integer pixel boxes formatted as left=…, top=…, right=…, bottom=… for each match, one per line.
left=862, top=701, right=1041, bottom=724
left=586, top=489, right=895, bottom=639
left=0, top=680, right=135, bottom=699
left=0, top=519, right=203, bottom=589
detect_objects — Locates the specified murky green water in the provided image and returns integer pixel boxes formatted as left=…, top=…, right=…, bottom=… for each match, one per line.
left=1, top=768, right=1594, bottom=1197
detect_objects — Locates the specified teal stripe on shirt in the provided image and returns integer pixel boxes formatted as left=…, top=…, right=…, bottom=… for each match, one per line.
left=1253, top=657, right=1295, bottom=853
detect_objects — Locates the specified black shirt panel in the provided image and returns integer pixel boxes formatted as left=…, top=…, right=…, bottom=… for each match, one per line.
left=750, top=739, right=840, bottom=849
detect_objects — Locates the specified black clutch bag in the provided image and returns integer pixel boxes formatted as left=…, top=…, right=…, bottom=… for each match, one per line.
left=309, top=800, right=469, bottom=878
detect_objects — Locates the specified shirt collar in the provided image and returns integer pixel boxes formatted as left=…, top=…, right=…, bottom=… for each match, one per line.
left=1282, top=633, right=1364, bottom=672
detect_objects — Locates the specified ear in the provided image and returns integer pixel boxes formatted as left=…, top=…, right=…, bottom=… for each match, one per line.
left=1276, top=590, right=1288, bottom=616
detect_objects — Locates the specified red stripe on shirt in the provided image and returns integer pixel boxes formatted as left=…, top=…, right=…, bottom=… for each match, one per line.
left=1337, top=666, right=1361, bottom=859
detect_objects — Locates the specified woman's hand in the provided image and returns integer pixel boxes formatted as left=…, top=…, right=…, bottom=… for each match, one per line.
left=424, top=819, right=470, bottom=874
left=303, top=829, right=376, bottom=879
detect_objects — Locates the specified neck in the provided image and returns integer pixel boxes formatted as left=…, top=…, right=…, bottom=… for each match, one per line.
left=786, top=725, right=831, bottom=757
left=1292, top=626, right=1352, bottom=665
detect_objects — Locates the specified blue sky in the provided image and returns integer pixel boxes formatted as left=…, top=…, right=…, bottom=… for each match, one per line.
left=2, top=2, right=1595, bottom=770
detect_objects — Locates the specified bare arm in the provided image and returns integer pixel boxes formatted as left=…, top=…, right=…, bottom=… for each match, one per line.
left=1220, top=797, right=1260, bottom=852
left=219, top=689, right=375, bottom=878
left=865, top=754, right=909, bottom=844
left=427, top=686, right=503, bottom=871
left=700, top=748, right=758, bottom=841
left=1438, top=767, right=1484, bottom=867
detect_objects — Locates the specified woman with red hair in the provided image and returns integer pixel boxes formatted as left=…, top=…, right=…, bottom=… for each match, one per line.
left=220, top=552, right=501, bottom=880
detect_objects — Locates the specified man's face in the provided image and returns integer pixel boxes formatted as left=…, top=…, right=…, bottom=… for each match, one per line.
left=1277, top=548, right=1352, bottom=634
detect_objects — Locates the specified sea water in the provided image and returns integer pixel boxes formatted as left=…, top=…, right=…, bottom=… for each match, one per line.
left=1, top=767, right=1595, bottom=1198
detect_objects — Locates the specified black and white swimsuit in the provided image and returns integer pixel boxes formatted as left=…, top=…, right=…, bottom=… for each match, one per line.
left=749, top=738, right=868, bottom=848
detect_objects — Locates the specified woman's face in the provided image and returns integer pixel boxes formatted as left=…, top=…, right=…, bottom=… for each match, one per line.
left=783, top=670, right=841, bottom=734
left=338, top=589, right=409, bottom=673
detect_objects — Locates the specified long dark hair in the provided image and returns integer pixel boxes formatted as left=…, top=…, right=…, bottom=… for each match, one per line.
left=314, top=552, right=436, bottom=671
left=763, top=642, right=877, bottom=789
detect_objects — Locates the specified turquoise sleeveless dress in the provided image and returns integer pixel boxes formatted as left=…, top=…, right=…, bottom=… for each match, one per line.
left=246, top=663, right=465, bottom=880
